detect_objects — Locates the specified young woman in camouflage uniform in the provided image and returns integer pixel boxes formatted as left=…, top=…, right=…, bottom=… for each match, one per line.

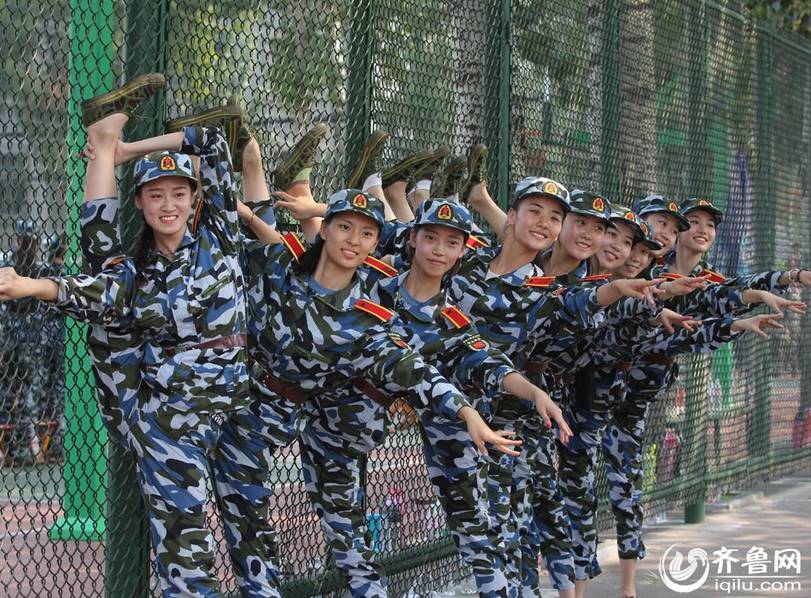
left=0, top=75, right=279, bottom=597
left=607, top=195, right=808, bottom=598
left=293, top=194, right=574, bottom=598
left=455, top=173, right=664, bottom=598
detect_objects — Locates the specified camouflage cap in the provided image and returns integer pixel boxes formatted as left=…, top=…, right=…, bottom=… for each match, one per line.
left=511, top=176, right=571, bottom=212
left=413, top=198, right=472, bottom=237
left=324, top=188, right=385, bottom=229
left=681, top=196, right=723, bottom=224
left=633, top=194, right=690, bottom=231
left=568, top=190, right=615, bottom=227
left=133, top=151, right=197, bottom=191
left=637, top=219, right=663, bottom=251
left=609, top=205, right=645, bottom=241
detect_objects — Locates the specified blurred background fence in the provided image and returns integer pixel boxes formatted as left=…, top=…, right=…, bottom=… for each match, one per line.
left=1, top=0, right=810, bottom=596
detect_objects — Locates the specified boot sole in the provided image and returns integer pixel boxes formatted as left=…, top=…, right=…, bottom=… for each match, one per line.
left=81, top=73, right=165, bottom=127
left=347, top=130, right=389, bottom=188
left=272, top=123, right=329, bottom=188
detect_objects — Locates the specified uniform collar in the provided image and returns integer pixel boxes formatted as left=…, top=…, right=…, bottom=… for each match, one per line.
left=486, top=247, right=541, bottom=287
left=379, top=272, right=443, bottom=323
left=146, top=229, right=197, bottom=261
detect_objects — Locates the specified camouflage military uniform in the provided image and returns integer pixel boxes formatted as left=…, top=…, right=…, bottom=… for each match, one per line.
left=298, top=261, right=520, bottom=598
left=448, top=246, right=606, bottom=594
left=48, top=127, right=269, bottom=597
left=607, top=195, right=788, bottom=564
left=239, top=192, right=476, bottom=598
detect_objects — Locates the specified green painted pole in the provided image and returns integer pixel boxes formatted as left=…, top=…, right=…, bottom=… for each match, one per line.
left=103, top=2, right=169, bottom=595
left=600, top=0, right=621, bottom=199
left=483, top=0, right=512, bottom=206
left=344, top=0, right=375, bottom=178
left=684, top=0, right=710, bottom=525
left=49, top=0, right=116, bottom=543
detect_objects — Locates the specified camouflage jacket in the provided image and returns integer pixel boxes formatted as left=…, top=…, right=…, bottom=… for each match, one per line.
left=448, top=247, right=605, bottom=379
left=244, top=236, right=471, bottom=420
left=49, top=126, right=250, bottom=414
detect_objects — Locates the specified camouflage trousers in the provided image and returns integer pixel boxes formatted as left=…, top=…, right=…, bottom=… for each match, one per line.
left=601, top=392, right=652, bottom=561
left=557, top=366, right=625, bottom=581
left=299, top=395, right=388, bottom=598
left=520, top=414, right=576, bottom=593
left=127, top=395, right=287, bottom=598
left=489, top=396, right=578, bottom=594
left=420, top=413, right=513, bottom=598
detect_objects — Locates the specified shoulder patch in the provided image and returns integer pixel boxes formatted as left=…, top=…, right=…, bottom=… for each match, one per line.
left=363, top=255, right=399, bottom=277
left=525, top=275, right=556, bottom=287
left=700, top=268, right=726, bottom=284
left=463, top=334, right=489, bottom=351
left=661, top=272, right=683, bottom=281
left=578, top=274, right=610, bottom=283
left=355, top=298, right=395, bottom=322
left=465, top=235, right=490, bottom=250
left=441, top=305, right=472, bottom=329
left=281, top=232, right=306, bottom=260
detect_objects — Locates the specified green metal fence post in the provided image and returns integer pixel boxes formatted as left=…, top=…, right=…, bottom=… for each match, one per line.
left=103, top=2, right=169, bottom=595
left=483, top=0, right=512, bottom=202
left=48, top=0, right=115, bottom=543
left=344, top=0, right=375, bottom=177
left=600, top=0, right=621, bottom=199
left=748, top=21, right=776, bottom=465
left=684, top=0, right=710, bottom=525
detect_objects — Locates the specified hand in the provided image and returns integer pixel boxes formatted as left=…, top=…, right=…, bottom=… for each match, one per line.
left=0, top=267, right=28, bottom=300
left=652, top=308, right=701, bottom=333
left=612, top=278, right=662, bottom=304
left=464, top=181, right=491, bottom=212
left=748, top=289, right=806, bottom=316
left=272, top=190, right=324, bottom=220
left=79, top=140, right=137, bottom=166
left=533, top=391, right=572, bottom=446
left=459, top=406, right=522, bottom=457
left=654, top=276, right=709, bottom=298
left=731, top=313, right=785, bottom=338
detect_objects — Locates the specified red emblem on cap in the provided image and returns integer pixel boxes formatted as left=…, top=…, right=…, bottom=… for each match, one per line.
left=640, top=222, right=649, bottom=235
left=437, top=204, right=453, bottom=220
left=624, top=211, right=636, bottom=222
left=593, top=197, right=605, bottom=212
left=159, top=155, right=176, bottom=171
left=352, top=194, right=368, bottom=209
left=543, top=181, right=558, bottom=195
left=668, top=201, right=679, bottom=212
left=699, top=199, right=710, bottom=206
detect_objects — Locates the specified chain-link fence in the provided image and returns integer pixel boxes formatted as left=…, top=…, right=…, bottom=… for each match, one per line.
left=1, top=0, right=810, bottom=596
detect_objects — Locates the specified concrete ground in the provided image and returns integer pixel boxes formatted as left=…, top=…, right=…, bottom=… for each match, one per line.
left=439, top=471, right=811, bottom=598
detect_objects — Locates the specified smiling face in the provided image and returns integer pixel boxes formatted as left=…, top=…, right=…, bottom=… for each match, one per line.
left=319, top=211, right=380, bottom=272
left=135, top=176, right=194, bottom=242
left=409, top=224, right=467, bottom=279
left=614, top=241, right=655, bottom=278
left=508, top=195, right=565, bottom=253
left=680, top=209, right=717, bottom=254
left=644, top=212, right=681, bottom=256
left=557, top=212, right=608, bottom=261
left=597, top=221, right=635, bottom=271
